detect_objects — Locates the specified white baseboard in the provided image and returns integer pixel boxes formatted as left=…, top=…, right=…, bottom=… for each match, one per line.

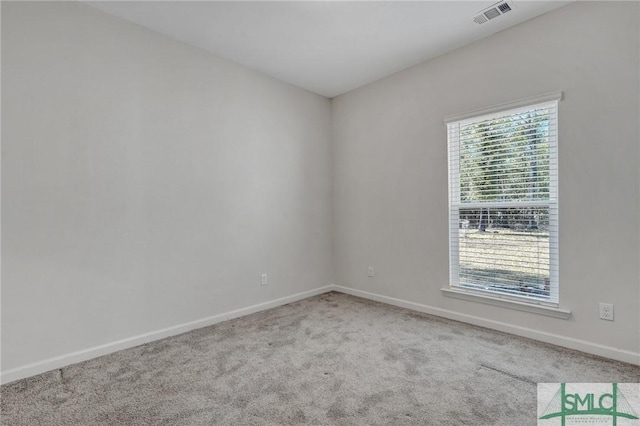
left=1, top=285, right=335, bottom=385
left=3, top=283, right=637, bottom=384
left=331, top=285, right=640, bottom=366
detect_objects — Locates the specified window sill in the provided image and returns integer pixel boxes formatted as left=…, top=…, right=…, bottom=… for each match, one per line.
left=441, top=288, right=571, bottom=319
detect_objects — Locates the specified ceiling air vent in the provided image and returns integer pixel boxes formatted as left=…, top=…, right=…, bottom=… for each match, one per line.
left=498, top=2, right=512, bottom=13
left=473, top=1, right=515, bottom=25
left=473, top=14, right=488, bottom=25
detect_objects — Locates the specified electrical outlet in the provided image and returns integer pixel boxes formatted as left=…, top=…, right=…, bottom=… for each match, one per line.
left=261, top=273, right=268, bottom=286
left=599, top=303, right=614, bottom=321
left=367, top=266, right=374, bottom=277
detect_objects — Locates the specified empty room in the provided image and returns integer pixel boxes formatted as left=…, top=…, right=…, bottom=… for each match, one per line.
left=2, top=1, right=639, bottom=424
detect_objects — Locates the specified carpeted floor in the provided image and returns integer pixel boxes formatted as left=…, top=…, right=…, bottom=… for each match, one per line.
left=1, top=291, right=638, bottom=425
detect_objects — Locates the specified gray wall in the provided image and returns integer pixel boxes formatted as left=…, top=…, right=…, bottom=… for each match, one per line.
left=2, top=2, right=332, bottom=371
left=332, top=1, right=640, bottom=356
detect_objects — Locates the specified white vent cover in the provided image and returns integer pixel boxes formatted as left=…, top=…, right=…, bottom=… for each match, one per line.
left=474, top=1, right=515, bottom=25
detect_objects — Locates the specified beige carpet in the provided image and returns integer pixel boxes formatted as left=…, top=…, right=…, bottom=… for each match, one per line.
left=2, top=292, right=638, bottom=425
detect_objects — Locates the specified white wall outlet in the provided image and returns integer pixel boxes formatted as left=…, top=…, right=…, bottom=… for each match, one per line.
left=261, top=273, right=268, bottom=286
left=599, top=303, right=614, bottom=321
left=367, top=266, right=374, bottom=277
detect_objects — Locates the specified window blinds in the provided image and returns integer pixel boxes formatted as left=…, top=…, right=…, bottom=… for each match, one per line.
left=447, top=100, right=559, bottom=304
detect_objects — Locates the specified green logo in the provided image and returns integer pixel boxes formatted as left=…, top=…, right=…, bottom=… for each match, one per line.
left=539, top=383, right=639, bottom=425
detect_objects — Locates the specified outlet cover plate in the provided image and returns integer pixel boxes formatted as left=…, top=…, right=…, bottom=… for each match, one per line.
left=599, top=303, right=614, bottom=321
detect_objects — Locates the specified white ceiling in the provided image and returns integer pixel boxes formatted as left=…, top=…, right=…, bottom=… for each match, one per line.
left=87, top=1, right=571, bottom=98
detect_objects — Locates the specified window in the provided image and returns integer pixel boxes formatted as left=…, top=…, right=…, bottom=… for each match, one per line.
left=447, top=94, right=559, bottom=305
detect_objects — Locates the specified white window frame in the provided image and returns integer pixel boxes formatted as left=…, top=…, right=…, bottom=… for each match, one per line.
left=442, top=91, right=568, bottom=318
